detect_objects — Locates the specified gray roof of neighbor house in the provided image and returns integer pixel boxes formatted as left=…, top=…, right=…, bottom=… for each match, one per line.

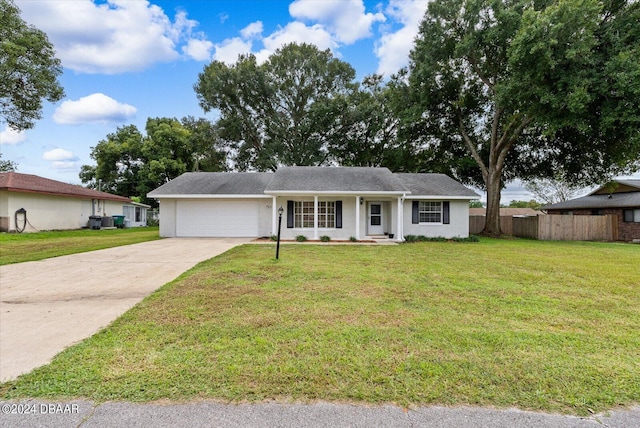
left=541, top=179, right=640, bottom=210
left=590, top=179, right=640, bottom=195
left=396, top=173, right=479, bottom=198
left=0, top=172, right=131, bottom=202
left=541, top=192, right=640, bottom=210
left=148, top=167, right=480, bottom=198
left=265, top=166, right=408, bottom=193
left=148, top=172, right=274, bottom=196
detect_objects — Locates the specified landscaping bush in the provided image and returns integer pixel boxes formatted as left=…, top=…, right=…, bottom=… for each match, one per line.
left=349, top=236, right=357, bottom=242
left=296, top=235, right=307, bottom=242
left=320, top=235, right=331, bottom=242
left=403, top=235, right=479, bottom=243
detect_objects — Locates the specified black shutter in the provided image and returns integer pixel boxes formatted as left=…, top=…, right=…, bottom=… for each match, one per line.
left=443, top=201, right=450, bottom=224
left=336, top=201, right=342, bottom=228
left=412, top=201, right=419, bottom=224
left=287, top=200, right=294, bottom=228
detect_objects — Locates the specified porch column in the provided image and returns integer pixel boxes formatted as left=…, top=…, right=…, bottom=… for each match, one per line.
left=313, top=195, right=319, bottom=240
left=397, top=196, right=404, bottom=241
left=272, top=196, right=277, bottom=236
left=355, top=196, right=361, bottom=240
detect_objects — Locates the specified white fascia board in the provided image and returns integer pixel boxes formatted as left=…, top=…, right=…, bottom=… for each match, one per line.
left=265, top=191, right=408, bottom=196
left=147, top=194, right=272, bottom=199
left=405, top=195, right=480, bottom=200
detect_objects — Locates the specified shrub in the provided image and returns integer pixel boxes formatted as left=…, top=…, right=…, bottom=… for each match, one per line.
left=349, top=236, right=357, bottom=242
left=402, top=235, right=480, bottom=243
left=270, top=235, right=277, bottom=241
left=320, top=235, right=331, bottom=242
left=296, top=235, right=307, bottom=242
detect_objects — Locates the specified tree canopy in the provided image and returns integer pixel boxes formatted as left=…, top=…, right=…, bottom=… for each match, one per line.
left=195, top=43, right=359, bottom=171
left=407, top=0, right=640, bottom=236
left=80, top=117, right=226, bottom=205
left=0, top=153, right=17, bottom=172
left=0, top=0, right=64, bottom=131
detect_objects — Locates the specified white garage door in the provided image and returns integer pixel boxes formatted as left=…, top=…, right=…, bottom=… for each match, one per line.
left=176, top=200, right=261, bottom=237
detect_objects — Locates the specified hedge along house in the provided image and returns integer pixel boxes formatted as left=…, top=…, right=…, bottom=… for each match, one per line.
left=0, top=172, right=133, bottom=232
left=148, top=167, right=479, bottom=240
left=541, top=179, right=640, bottom=242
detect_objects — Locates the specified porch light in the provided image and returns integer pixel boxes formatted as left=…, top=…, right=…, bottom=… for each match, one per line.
left=360, top=197, right=364, bottom=205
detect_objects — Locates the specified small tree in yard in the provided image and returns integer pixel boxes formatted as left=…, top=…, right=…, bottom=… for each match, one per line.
left=406, top=0, right=640, bottom=236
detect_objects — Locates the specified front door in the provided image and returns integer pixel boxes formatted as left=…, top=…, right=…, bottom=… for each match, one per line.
left=368, top=202, right=384, bottom=235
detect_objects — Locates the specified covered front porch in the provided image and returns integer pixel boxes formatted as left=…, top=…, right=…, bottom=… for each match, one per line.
left=270, top=194, right=405, bottom=241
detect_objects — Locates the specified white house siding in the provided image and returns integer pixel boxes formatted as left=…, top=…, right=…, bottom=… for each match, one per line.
left=171, top=198, right=271, bottom=238
left=0, top=191, right=9, bottom=231
left=402, top=199, right=470, bottom=238
left=158, top=199, right=177, bottom=237
left=1, top=192, right=87, bottom=232
left=278, top=196, right=406, bottom=241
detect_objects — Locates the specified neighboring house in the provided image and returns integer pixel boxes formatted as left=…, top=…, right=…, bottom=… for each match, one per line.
left=147, top=166, right=480, bottom=240
left=0, top=172, right=134, bottom=232
left=541, top=179, right=640, bottom=241
left=123, top=201, right=151, bottom=227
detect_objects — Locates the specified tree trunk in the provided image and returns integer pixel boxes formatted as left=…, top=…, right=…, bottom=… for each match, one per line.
left=483, top=170, right=503, bottom=237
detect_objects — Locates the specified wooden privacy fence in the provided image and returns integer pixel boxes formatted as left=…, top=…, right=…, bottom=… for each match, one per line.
left=471, top=214, right=618, bottom=241
left=469, top=215, right=514, bottom=235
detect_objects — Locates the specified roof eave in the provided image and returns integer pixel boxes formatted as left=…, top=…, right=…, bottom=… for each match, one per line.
left=148, top=194, right=272, bottom=199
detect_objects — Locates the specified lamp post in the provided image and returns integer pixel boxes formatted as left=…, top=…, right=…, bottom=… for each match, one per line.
left=276, top=205, right=284, bottom=260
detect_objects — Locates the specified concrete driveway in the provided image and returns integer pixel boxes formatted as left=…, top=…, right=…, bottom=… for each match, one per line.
left=0, top=238, right=250, bottom=382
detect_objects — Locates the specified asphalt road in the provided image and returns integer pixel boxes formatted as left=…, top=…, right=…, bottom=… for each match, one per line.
left=1, top=400, right=639, bottom=428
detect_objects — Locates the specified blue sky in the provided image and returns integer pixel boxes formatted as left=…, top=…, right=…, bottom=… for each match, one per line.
left=1, top=0, right=636, bottom=203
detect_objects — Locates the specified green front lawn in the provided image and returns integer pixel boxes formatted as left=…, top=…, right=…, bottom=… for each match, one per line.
left=0, top=227, right=160, bottom=265
left=1, top=239, right=638, bottom=415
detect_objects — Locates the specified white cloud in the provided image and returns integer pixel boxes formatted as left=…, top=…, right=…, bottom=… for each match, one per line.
left=15, top=0, right=212, bottom=73
left=374, top=0, right=429, bottom=76
left=0, top=126, right=27, bottom=145
left=241, top=21, right=264, bottom=40
left=53, top=93, right=137, bottom=125
left=183, top=39, right=214, bottom=61
left=42, top=148, right=79, bottom=170
left=42, top=148, right=77, bottom=162
left=289, top=0, right=385, bottom=44
left=260, top=22, right=337, bottom=60
left=213, top=38, right=254, bottom=64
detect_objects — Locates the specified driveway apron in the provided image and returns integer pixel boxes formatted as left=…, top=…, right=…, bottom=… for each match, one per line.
left=0, top=238, right=249, bottom=382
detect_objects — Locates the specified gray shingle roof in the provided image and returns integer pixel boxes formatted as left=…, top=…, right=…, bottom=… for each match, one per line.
left=264, top=167, right=409, bottom=193
left=147, top=168, right=479, bottom=198
left=147, top=172, right=273, bottom=196
left=396, top=173, right=480, bottom=198
left=541, top=192, right=640, bottom=210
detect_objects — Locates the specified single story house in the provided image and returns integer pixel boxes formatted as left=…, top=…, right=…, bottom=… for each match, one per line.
left=123, top=201, right=151, bottom=228
left=147, top=166, right=480, bottom=240
left=541, top=179, right=640, bottom=241
left=0, top=172, right=146, bottom=232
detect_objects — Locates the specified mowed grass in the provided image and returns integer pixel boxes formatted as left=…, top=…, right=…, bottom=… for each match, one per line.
left=1, top=239, right=638, bottom=415
left=0, top=227, right=160, bottom=265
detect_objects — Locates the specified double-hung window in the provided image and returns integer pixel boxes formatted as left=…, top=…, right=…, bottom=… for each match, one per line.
left=293, top=201, right=314, bottom=228
left=318, top=201, right=336, bottom=228
left=292, top=201, right=337, bottom=228
left=419, top=201, right=442, bottom=223
left=293, top=201, right=336, bottom=229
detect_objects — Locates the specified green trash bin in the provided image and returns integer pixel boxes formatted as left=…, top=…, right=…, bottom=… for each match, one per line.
left=112, top=215, right=125, bottom=228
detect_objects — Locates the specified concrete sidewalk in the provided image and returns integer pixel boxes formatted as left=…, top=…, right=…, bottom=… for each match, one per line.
left=0, top=238, right=249, bottom=381
left=0, top=400, right=638, bottom=428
